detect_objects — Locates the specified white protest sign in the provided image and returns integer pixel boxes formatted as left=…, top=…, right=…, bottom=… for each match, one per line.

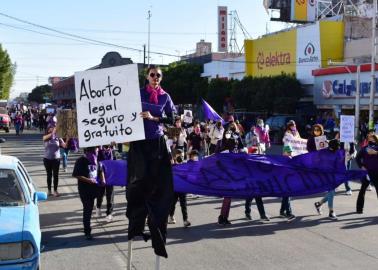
left=340, top=115, right=355, bottom=143
left=315, top=135, right=328, bottom=150
left=183, top=110, right=193, bottom=123
left=74, top=64, right=145, bottom=147
left=283, top=133, right=308, bottom=156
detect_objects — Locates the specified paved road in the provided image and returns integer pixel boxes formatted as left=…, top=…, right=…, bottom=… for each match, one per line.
left=1, top=129, right=378, bottom=270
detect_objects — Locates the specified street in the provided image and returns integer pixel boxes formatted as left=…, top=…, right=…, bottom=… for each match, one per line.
left=1, top=129, right=378, bottom=270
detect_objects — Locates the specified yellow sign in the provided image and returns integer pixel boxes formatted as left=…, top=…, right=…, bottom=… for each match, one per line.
left=319, top=21, right=344, bottom=68
left=293, top=0, right=307, bottom=21
left=245, top=30, right=297, bottom=77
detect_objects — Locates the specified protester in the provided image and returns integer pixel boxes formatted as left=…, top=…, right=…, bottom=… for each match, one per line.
left=244, top=125, right=260, bottom=154
left=96, top=145, right=115, bottom=222
left=60, top=137, right=70, bottom=173
left=168, top=149, right=191, bottom=227
left=126, top=66, right=176, bottom=258
left=334, top=132, right=356, bottom=195
left=360, top=128, right=375, bottom=191
left=209, top=120, right=224, bottom=155
left=217, top=122, right=245, bottom=225
left=306, top=124, right=324, bottom=152
left=188, top=122, right=204, bottom=158
left=172, top=117, right=188, bottom=158
left=14, top=112, right=23, bottom=136
left=255, top=119, right=270, bottom=154
left=43, top=123, right=66, bottom=197
left=355, top=134, right=378, bottom=214
left=279, top=145, right=296, bottom=221
left=72, top=147, right=103, bottom=240
left=282, top=120, right=304, bottom=156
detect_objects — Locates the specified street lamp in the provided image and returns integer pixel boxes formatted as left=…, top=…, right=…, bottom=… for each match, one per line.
left=328, top=60, right=361, bottom=141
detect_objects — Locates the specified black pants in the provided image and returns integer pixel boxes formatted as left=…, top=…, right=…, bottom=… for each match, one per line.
left=245, top=197, right=266, bottom=218
left=280, top=197, right=292, bottom=215
left=356, top=171, right=378, bottom=212
left=96, top=185, right=114, bottom=216
left=43, top=158, right=60, bottom=191
left=169, top=192, right=188, bottom=221
left=79, top=184, right=98, bottom=235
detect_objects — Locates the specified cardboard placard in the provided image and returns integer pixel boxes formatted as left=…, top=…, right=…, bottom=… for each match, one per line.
left=74, top=64, right=145, bottom=147
left=183, top=110, right=193, bottom=123
left=56, top=109, right=78, bottom=138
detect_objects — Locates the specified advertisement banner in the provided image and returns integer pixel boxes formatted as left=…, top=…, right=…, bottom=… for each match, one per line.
left=307, top=0, right=317, bottom=21
left=74, top=64, right=145, bottom=148
left=296, top=22, right=321, bottom=84
left=291, top=0, right=307, bottom=22
left=218, top=6, right=228, bottom=52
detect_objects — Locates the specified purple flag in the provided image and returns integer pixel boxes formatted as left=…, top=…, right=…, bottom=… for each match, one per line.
left=99, top=150, right=366, bottom=198
left=202, top=99, right=225, bottom=124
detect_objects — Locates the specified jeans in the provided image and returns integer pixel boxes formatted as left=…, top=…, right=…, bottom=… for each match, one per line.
left=357, top=172, right=378, bottom=212
left=96, top=185, right=114, bottom=216
left=60, top=148, right=69, bottom=169
left=245, top=197, right=266, bottom=218
left=280, top=197, right=292, bottom=215
left=169, top=192, right=188, bottom=221
left=43, top=158, right=60, bottom=191
left=79, top=184, right=98, bottom=235
left=319, top=190, right=335, bottom=209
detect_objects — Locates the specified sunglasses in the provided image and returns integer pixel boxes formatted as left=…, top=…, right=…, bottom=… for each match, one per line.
left=314, top=128, right=321, bottom=131
left=149, top=72, right=161, bottom=78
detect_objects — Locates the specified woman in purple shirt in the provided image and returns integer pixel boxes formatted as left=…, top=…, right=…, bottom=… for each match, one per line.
left=126, top=66, right=176, bottom=258
left=43, top=123, right=66, bottom=197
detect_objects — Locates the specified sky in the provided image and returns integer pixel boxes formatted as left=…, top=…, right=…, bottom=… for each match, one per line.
left=0, top=0, right=287, bottom=98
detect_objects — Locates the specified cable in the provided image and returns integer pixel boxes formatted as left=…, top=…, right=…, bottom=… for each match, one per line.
left=0, top=12, right=180, bottom=58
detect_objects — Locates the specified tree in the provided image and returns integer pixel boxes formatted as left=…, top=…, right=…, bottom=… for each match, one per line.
left=28, top=84, right=53, bottom=103
left=0, top=44, right=15, bottom=100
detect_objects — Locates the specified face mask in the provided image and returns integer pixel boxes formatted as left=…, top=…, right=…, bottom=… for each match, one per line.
left=368, top=141, right=376, bottom=147
left=191, top=156, right=199, bottom=161
left=195, top=128, right=201, bottom=134
left=176, top=156, right=183, bottom=163
left=225, top=132, right=231, bottom=139
left=85, top=151, right=98, bottom=165
left=290, top=127, right=297, bottom=132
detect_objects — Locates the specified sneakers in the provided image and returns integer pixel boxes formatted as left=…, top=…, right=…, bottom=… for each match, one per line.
left=245, top=213, right=252, bottom=220
left=328, top=211, right=337, bottom=220
left=367, top=185, right=373, bottom=191
left=287, top=214, right=296, bottom=222
left=64, top=167, right=68, bottom=173
left=96, top=207, right=102, bottom=218
left=85, top=233, right=93, bottom=240
left=106, top=214, right=113, bottom=222
left=314, top=202, right=322, bottom=215
left=260, top=216, right=270, bottom=222
left=356, top=209, right=363, bottom=214
left=168, top=215, right=176, bottom=224
left=345, top=190, right=352, bottom=196
left=47, top=190, right=52, bottom=196
left=183, top=220, right=191, bottom=227
left=279, top=212, right=287, bottom=218
left=53, top=191, right=60, bottom=197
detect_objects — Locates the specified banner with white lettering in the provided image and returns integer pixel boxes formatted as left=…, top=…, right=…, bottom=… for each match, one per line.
left=74, top=64, right=145, bottom=147
left=283, top=134, right=308, bottom=156
left=340, top=115, right=355, bottom=143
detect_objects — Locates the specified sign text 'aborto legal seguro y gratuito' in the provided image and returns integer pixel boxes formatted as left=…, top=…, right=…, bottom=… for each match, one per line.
left=74, top=64, right=145, bottom=147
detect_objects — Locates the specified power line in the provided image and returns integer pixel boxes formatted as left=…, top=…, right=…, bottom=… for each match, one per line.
left=0, top=12, right=180, bottom=58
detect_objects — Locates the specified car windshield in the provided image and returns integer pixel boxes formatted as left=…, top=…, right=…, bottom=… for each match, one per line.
left=0, top=169, right=24, bottom=206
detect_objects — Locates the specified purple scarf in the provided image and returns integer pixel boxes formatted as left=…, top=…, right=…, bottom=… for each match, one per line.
left=146, top=85, right=166, bottom=104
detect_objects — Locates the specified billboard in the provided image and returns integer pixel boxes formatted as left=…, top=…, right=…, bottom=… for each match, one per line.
left=245, top=21, right=343, bottom=83
left=218, top=6, right=228, bottom=52
left=291, top=0, right=316, bottom=22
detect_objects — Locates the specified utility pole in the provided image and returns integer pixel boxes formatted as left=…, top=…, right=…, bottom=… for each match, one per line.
left=143, top=44, right=146, bottom=67
left=369, top=0, right=377, bottom=129
left=356, top=64, right=361, bottom=140
left=147, top=10, right=152, bottom=67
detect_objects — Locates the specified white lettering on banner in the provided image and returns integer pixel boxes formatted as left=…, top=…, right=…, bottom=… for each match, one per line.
left=74, top=64, right=145, bottom=148
left=218, top=6, right=228, bottom=52
left=340, top=115, right=355, bottom=143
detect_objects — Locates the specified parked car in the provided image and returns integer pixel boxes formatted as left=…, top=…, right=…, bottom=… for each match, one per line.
left=0, top=109, right=10, bottom=133
left=0, top=154, right=47, bottom=270
left=265, top=115, right=304, bottom=144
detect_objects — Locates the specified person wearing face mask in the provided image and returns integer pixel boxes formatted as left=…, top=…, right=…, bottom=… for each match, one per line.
left=255, top=119, right=270, bottom=154
left=356, top=134, right=378, bottom=213
left=172, top=117, right=188, bottom=158
left=168, top=149, right=191, bottom=227
left=72, top=147, right=104, bottom=240
left=188, top=123, right=204, bottom=158
left=245, top=125, right=260, bottom=154
left=43, top=123, right=66, bottom=197
left=209, top=120, right=224, bottom=155
left=309, top=124, right=337, bottom=219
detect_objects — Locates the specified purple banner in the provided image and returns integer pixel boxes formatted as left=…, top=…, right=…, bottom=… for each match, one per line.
left=100, top=150, right=366, bottom=198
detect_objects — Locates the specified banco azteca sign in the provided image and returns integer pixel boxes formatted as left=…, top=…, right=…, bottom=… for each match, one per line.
left=298, top=42, right=319, bottom=64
